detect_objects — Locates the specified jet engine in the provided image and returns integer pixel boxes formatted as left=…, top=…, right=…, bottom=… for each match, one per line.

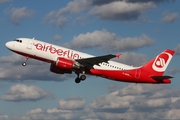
left=55, top=57, right=81, bottom=69
left=50, top=62, right=72, bottom=74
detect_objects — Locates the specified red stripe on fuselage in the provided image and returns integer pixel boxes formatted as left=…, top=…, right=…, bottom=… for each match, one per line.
left=89, top=69, right=171, bottom=84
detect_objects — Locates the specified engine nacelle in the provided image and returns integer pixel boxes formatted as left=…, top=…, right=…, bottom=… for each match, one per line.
left=50, top=63, right=72, bottom=74
left=56, top=57, right=80, bottom=70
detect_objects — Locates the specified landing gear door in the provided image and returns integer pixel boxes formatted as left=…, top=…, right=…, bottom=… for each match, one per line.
left=27, top=39, right=33, bottom=50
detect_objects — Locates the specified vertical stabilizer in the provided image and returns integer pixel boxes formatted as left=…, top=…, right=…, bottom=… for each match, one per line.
left=141, top=49, right=175, bottom=76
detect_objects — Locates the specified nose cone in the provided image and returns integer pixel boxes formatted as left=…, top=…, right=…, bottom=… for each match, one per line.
left=5, top=42, right=13, bottom=50
left=5, top=42, right=10, bottom=48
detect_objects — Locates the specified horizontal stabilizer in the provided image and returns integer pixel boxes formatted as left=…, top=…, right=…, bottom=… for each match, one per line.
left=151, top=76, right=173, bottom=80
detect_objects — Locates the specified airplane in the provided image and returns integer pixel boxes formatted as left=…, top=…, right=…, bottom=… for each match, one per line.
left=5, top=38, right=175, bottom=84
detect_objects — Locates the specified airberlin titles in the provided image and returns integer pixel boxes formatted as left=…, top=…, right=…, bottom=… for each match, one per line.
left=35, top=42, right=80, bottom=59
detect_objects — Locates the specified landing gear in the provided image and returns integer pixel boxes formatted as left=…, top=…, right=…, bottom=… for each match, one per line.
left=75, top=77, right=81, bottom=83
left=80, top=75, right=86, bottom=81
left=75, top=72, right=86, bottom=83
left=22, top=62, right=27, bottom=66
left=22, top=56, right=28, bottom=66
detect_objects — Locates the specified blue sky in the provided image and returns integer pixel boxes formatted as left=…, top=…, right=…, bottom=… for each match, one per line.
left=0, top=0, right=180, bottom=120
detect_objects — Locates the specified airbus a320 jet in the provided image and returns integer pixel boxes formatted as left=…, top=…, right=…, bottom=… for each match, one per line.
left=5, top=38, right=175, bottom=84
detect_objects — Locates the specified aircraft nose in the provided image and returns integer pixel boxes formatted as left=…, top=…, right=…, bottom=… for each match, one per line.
left=5, top=42, right=13, bottom=49
left=5, top=42, right=10, bottom=48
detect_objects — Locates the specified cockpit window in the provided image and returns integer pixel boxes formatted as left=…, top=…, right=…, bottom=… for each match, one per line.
left=14, top=39, right=22, bottom=43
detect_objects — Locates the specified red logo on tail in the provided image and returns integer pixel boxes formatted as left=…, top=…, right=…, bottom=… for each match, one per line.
left=153, top=52, right=171, bottom=72
left=154, top=53, right=169, bottom=68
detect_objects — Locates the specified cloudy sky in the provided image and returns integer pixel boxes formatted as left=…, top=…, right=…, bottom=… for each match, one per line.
left=0, top=0, right=180, bottom=120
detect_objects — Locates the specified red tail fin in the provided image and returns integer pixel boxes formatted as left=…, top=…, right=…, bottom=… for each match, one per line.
left=141, top=49, right=175, bottom=76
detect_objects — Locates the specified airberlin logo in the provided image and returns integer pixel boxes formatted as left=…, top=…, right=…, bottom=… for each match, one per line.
left=34, top=43, right=80, bottom=59
left=155, top=58, right=165, bottom=68
left=152, top=52, right=172, bottom=72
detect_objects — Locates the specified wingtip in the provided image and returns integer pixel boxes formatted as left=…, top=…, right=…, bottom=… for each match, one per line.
left=116, top=54, right=121, bottom=58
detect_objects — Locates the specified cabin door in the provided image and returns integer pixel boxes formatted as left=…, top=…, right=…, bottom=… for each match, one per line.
left=27, top=40, right=33, bottom=50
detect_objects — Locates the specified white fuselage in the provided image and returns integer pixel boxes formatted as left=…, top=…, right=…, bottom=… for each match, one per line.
left=6, top=38, right=135, bottom=71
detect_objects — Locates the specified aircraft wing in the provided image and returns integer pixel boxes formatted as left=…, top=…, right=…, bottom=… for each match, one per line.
left=76, top=54, right=120, bottom=69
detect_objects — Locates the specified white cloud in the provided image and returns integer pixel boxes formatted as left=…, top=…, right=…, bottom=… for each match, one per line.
left=43, top=0, right=157, bottom=28
left=89, top=1, right=156, bottom=21
left=44, top=0, right=90, bottom=28
left=91, top=0, right=175, bottom=5
left=0, top=54, right=71, bottom=81
left=44, top=0, right=176, bottom=28
left=63, top=29, right=116, bottom=49
left=117, top=84, right=166, bottom=96
left=5, top=7, right=34, bottom=25
left=1, top=84, right=55, bottom=101
left=162, top=12, right=179, bottom=23
left=110, top=34, right=155, bottom=51
left=90, top=85, right=170, bottom=112
left=89, top=84, right=180, bottom=120
left=166, top=109, right=180, bottom=119
left=8, top=84, right=180, bottom=120
left=112, top=51, right=147, bottom=66
left=0, top=115, right=8, bottom=120
left=27, top=108, right=43, bottom=115
left=146, top=98, right=171, bottom=107
left=57, top=96, right=86, bottom=110
left=90, top=93, right=134, bottom=110
left=64, top=29, right=155, bottom=52
left=15, top=98, right=86, bottom=120
left=57, top=0, right=90, bottom=14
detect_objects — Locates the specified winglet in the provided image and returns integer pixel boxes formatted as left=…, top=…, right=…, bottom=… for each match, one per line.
left=116, top=54, right=121, bottom=58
